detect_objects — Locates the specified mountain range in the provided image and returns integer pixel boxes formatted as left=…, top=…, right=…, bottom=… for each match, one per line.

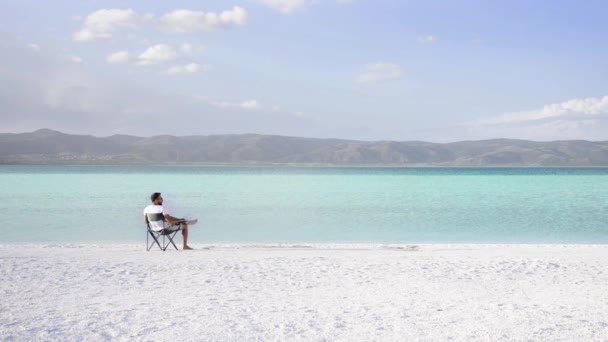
left=1, top=129, right=608, bottom=166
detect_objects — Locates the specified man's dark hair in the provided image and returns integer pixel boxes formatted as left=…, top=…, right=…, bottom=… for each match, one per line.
left=151, top=192, right=162, bottom=203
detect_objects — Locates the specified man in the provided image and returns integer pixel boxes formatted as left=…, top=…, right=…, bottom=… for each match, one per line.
left=144, top=192, right=196, bottom=250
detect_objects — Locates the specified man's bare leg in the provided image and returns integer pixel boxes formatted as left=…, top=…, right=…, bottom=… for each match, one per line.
left=181, top=224, right=192, bottom=250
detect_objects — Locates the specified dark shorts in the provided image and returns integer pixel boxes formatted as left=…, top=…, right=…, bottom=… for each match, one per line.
left=154, top=223, right=181, bottom=235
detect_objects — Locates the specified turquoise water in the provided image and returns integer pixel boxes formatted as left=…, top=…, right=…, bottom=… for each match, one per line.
left=1, top=166, right=607, bottom=244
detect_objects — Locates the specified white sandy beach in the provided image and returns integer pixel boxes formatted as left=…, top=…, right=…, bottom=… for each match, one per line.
left=1, top=244, right=607, bottom=341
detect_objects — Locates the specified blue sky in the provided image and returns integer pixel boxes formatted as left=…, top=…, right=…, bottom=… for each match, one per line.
left=1, top=0, right=607, bottom=141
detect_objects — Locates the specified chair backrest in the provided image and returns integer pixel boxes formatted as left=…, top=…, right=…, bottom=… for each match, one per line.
left=146, top=213, right=166, bottom=231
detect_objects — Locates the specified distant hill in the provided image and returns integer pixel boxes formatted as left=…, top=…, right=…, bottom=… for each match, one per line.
left=1, top=129, right=608, bottom=166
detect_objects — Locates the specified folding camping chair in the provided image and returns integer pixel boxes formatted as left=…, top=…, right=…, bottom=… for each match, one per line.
left=145, top=213, right=181, bottom=251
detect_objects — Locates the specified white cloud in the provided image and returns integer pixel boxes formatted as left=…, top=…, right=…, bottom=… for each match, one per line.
left=136, top=44, right=176, bottom=65
left=73, top=9, right=136, bottom=42
left=480, top=96, right=608, bottom=125
left=163, top=63, right=211, bottom=75
left=467, top=95, right=608, bottom=140
left=106, top=51, right=131, bottom=64
left=141, top=13, right=155, bottom=22
left=73, top=7, right=246, bottom=43
left=27, top=43, right=40, bottom=51
left=259, top=0, right=352, bottom=13
left=259, top=0, right=311, bottom=13
left=159, top=7, right=247, bottom=33
left=241, top=100, right=260, bottom=109
left=107, top=45, right=204, bottom=69
left=355, top=63, right=403, bottom=84
left=417, top=35, right=437, bottom=44
left=203, top=98, right=304, bottom=116
left=179, top=43, right=206, bottom=55
left=67, top=55, right=83, bottom=63
left=180, top=43, right=192, bottom=53
left=212, top=99, right=260, bottom=110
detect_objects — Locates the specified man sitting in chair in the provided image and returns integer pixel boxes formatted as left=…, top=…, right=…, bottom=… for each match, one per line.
left=144, top=192, right=196, bottom=250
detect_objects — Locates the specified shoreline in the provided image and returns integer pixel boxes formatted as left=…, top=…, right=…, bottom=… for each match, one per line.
left=4, top=164, right=608, bottom=169
left=2, top=242, right=608, bottom=250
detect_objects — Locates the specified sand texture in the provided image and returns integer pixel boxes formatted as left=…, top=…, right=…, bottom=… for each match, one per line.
left=1, top=244, right=607, bottom=341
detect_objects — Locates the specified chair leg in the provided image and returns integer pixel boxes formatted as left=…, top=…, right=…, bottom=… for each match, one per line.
left=167, top=230, right=179, bottom=250
left=147, top=231, right=162, bottom=251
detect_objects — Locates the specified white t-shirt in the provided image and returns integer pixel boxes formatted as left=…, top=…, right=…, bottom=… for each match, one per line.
left=144, top=205, right=169, bottom=231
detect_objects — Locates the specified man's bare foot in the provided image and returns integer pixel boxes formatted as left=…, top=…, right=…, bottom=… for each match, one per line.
left=183, top=245, right=194, bottom=250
